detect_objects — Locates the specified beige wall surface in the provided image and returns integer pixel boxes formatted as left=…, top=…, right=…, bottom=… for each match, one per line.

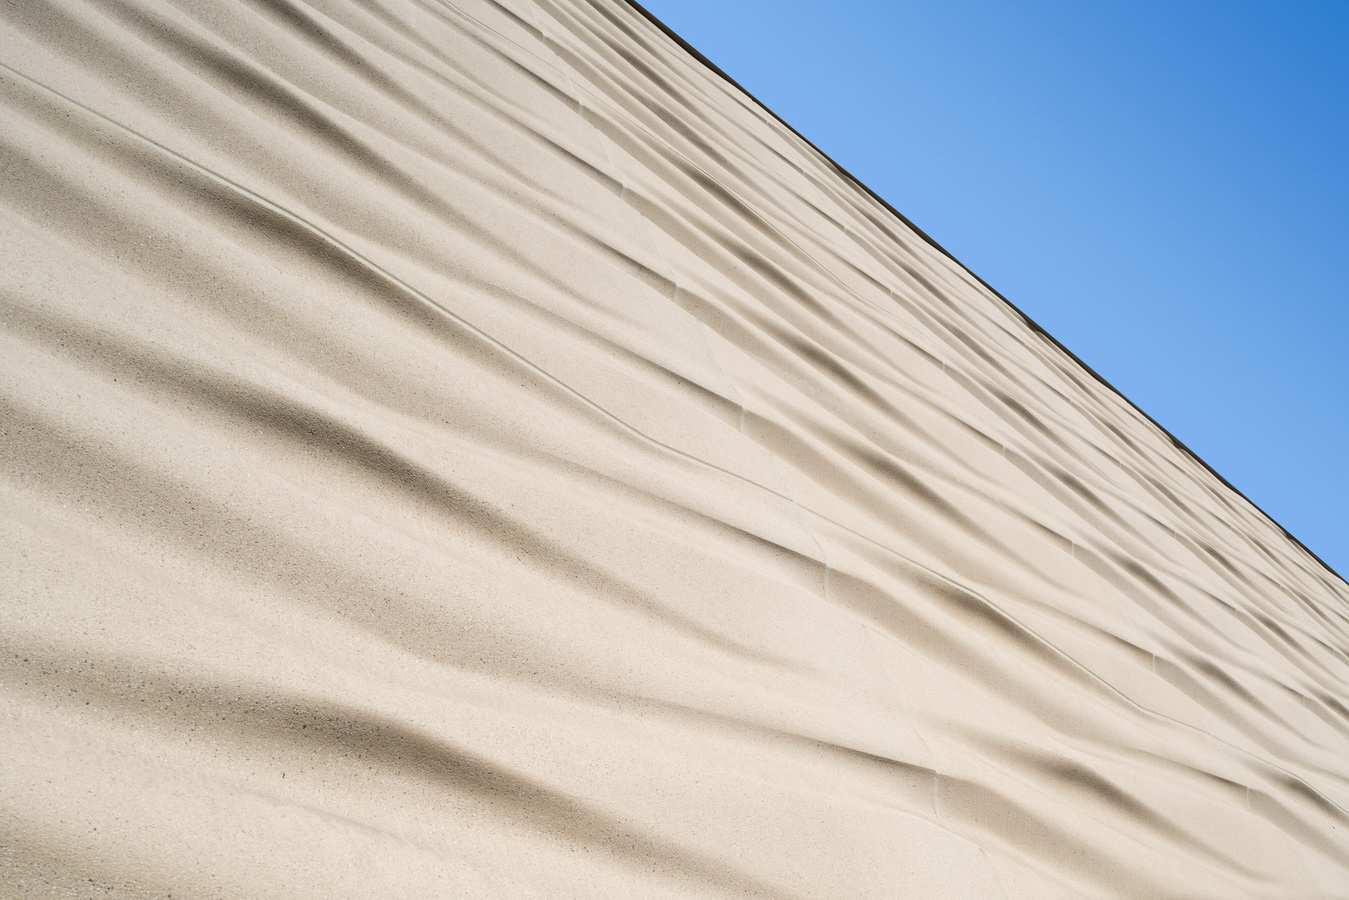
left=2, top=1, right=1347, bottom=896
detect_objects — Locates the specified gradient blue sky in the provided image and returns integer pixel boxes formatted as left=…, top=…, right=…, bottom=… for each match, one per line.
left=638, top=0, right=1348, bottom=577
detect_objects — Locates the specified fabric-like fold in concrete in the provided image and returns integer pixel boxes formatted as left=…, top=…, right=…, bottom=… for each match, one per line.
left=3, top=0, right=1348, bottom=896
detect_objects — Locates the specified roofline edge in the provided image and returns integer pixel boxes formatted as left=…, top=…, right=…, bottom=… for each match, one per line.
left=619, top=0, right=1346, bottom=590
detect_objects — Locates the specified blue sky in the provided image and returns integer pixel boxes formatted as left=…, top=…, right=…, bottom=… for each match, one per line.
left=637, top=0, right=1348, bottom=578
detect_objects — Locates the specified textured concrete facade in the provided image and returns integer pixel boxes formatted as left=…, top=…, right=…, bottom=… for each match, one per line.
left=3, top=0, right=1348, bottom=896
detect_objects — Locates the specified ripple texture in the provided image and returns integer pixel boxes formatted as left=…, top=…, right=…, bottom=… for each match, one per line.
left=3, top=1, right=1348, bottom=896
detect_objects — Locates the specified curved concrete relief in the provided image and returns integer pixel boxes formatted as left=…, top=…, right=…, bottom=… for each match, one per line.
left=2, top=0, right=1347, bottom=896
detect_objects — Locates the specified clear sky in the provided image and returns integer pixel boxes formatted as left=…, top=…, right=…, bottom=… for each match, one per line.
left=636, top=0, right=1348, bottom=578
